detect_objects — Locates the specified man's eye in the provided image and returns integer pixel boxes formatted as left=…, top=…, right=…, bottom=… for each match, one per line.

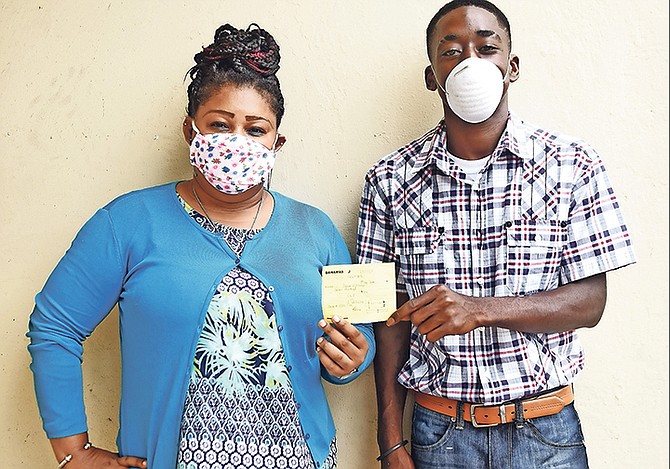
left=479, top=45, right=498, bottom=54
left=442, top=48, right=460, bottom=57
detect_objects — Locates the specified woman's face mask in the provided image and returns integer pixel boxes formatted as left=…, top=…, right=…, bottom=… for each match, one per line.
left=189, top=122, right=278, bottom=194
left=434, top=57, right=509, bottom=124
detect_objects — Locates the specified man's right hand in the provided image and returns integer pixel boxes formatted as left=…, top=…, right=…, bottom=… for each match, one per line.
left=380, top=447, right=415, bottom=468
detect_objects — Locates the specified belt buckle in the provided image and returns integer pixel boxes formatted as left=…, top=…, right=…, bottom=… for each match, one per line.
left=469, top=403, right=503, bottom=428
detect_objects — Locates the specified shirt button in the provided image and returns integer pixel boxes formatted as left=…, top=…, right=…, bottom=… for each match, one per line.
left=296, top=402, right=301, bottom=409
left=277, top=325, right=283, bottom=332
left=505, top=221, right=513, bottom=228
left=476, top=278, right=484, bottom=285
left=287, top=365, right=292, bottom=372
left=305, top=434, right=310, bottom=440
left=268, top=286, right=275, bottom=292
left=234, top=259, right=240, bottom=265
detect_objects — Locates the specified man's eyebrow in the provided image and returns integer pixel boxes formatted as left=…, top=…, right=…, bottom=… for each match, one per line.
left=477, top=29, right=502, bottom=41
left=438, top=34, right=458, bottom=45
left=438, top=29, right=503, bottom=45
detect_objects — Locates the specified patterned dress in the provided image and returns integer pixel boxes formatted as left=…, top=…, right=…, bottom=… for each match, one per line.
left=176, top=195, right=337, bottom=469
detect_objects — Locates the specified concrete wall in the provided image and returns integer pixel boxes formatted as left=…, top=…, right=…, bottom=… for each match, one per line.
left=1, top=1, right=667, bottom=467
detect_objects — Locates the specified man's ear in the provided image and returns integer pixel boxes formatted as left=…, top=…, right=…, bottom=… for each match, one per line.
left=275, top=134, right=286, bottom=151
left=182, top=117, right=194, bottom=144
left=509, top=54, right=520, bottom=83
left=425, top=65, right=438, bottom=91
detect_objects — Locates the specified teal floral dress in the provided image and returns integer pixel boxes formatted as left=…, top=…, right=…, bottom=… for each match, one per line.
left=176, top=195, right=337, bottom=469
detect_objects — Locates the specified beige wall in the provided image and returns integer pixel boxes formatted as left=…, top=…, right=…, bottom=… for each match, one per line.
left=1, top=1, right=667, bottom=467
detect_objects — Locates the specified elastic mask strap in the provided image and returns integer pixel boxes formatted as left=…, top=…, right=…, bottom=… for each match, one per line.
left=271, top=132, right=279, bottom=151
left=502, top=60, right=511, bottom=82
left=191, top=120, right=201, bottom=135
left=430, top=64, right=446, bottom=93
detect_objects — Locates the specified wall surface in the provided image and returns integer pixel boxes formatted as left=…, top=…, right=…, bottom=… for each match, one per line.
left=1, top=1, right=668, bottom=468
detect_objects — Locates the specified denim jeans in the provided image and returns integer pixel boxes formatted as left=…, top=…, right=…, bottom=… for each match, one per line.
left=411, top=401, right=589, bottom=469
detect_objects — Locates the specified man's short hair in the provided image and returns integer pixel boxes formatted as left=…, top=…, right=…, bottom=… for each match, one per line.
left=426, top=0, right=512, bottom=58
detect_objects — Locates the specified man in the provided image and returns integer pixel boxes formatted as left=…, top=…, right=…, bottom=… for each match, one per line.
left=356, top=1, right=636, bottom=468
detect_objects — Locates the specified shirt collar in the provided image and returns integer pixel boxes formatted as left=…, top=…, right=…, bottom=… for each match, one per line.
left=407, top=113, right=540, bottom=178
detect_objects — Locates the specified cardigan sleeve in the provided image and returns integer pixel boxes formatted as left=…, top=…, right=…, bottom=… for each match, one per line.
left=320, top=222, right=376, bottom=385
left=27, top=208, right=125, bottom=438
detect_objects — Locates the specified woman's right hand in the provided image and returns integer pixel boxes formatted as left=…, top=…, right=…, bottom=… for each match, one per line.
left=380, top=446, right=414, bottom=469
left=51, top=433, right=147, bottom=468
left=60, top=446, right=147, bottom=468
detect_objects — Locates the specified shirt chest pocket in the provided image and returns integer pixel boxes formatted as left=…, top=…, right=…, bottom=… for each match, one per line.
left=394, top=226, right=442, bottom=294
left=505, top=220, right=566, bottom=295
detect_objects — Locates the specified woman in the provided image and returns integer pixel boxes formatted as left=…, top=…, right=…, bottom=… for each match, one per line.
left=28, top=23, right=374, bottom=469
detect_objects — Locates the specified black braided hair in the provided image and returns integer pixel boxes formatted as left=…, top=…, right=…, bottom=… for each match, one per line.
left=186, top=23, right=285, bottom=126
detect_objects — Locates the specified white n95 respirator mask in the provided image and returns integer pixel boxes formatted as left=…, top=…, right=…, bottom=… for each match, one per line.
left=434, top=57, right=509, bottom=124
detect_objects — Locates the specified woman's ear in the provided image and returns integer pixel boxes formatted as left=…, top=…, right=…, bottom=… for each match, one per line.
left=182, top=117, right=194, bottom=144
left=275, top=134, right=287, bottom=151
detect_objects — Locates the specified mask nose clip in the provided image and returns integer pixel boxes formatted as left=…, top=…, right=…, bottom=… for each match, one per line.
left=453, top=65, right=469, bottom=78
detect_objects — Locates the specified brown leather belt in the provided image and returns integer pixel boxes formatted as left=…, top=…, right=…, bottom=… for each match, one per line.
left=414, top=385, right=573, bottom=428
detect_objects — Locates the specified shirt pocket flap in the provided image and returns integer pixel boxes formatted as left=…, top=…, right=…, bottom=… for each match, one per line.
left=395, top=226, right=439, bottom=255
left=506, top=220, right=565, bottom=247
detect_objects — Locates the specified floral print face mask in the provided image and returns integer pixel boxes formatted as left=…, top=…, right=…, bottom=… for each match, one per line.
left=189, top=122, right=277, bottom=194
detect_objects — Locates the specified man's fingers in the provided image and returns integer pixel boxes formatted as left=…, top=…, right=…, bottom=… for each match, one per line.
left=387, top=287, right=442, bottom=326
left=386, top=298, right=421, bottom=326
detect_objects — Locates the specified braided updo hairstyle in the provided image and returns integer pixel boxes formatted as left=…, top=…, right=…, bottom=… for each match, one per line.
left=186, top=23, right=285, bottom=126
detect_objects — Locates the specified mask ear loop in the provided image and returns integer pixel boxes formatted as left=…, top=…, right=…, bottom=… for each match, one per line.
left=271, top=131, right=280, bottom=152
left=501, top=59, right=511, bottom=82
left=430, top=64, right=446, bottom=93
left=191, top=120, right=202, bottom=135
left=189, top=120, right=199, bottom=179
left=264, top=131, right=280, bottom=190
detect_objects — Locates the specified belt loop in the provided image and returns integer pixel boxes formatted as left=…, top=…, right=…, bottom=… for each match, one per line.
left=455, top=401, right=465, bottom=430
left=499, top=404, right=507, bottom=424
left=513, top=400, right=525, bottom=428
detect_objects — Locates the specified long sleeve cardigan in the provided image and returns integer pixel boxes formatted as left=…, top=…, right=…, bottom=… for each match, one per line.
left=27, top=182, right=375, bottom=468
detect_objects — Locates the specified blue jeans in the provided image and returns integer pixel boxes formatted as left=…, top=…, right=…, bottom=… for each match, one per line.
left=411, top=401, right=589, bottom=468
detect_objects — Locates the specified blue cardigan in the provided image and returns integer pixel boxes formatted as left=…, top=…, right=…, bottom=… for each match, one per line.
left=27, top=182, right=375, bottom=468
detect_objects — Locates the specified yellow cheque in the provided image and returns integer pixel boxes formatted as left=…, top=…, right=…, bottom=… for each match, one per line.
left=322, top=262, right=396, bottom=323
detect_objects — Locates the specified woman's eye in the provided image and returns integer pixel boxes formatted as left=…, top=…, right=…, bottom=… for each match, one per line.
left=247, top=127, right=267, bottom=137
left=210, top=121, right=229, bottom=131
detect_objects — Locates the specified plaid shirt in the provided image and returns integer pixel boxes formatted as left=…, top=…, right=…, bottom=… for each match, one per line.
left=356, top=113, right=636, bottom=404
